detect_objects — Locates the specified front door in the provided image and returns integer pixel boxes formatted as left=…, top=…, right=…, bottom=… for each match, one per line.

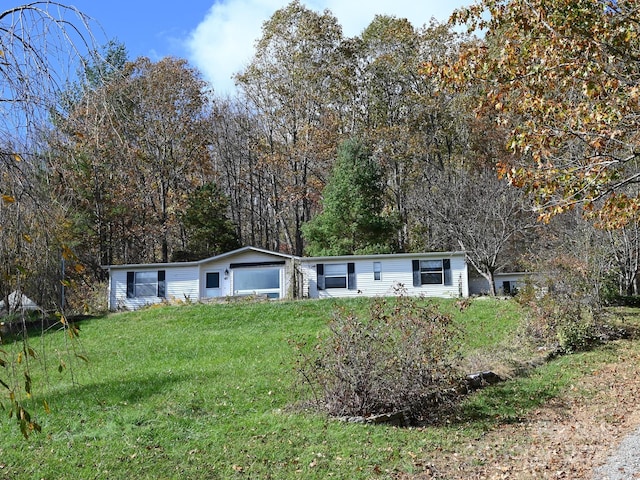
left=205, top=271, right=222, bottom=297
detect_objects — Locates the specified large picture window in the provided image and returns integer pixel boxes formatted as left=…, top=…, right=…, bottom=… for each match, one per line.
left=233, top=267, right=280, bottom=298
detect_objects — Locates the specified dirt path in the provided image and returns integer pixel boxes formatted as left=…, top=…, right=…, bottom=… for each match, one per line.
left=406, top=342, right=640, bottom=479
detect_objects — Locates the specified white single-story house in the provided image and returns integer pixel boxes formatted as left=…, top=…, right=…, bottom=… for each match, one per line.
left=105, top=247, right=470, bottom=310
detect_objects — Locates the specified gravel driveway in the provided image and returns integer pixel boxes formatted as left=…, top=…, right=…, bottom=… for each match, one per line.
left=593, top=426, right=640, bottom=479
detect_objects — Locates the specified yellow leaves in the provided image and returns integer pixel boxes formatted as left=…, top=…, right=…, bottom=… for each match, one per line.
left=12, top=153, right=21, bottom=162
left=24, top=373, right=32, bottom=398
left=582, top=81, right=599, bottom=98
left=589, top=137, right=605, bottom=151
left=67, top=324, right=80, bottom=340
left=61, top=245, right=76, bottom=262
left=594, top=194, right=640, bottom=229
left=2, top=194, right=15, bottom=204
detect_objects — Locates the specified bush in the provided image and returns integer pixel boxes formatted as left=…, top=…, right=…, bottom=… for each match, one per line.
left=516, top=255, right=609, bottom=354
left=296, top=296, right=463, bottom=423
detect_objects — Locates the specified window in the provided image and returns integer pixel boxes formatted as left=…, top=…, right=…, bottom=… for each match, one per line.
left=412, top=259, right=452, bottom=286
left=317, top=262, right=356, bottom=290
left=127, top=270, right=165, bottom=298
left=421, top=260, right=443, bottom=284
left=206, top=272, right=220, bottom=289
left=233, top=267, right=280, bottom=298
left=325, top=263, right=347, bottom=288
left=373, top=262, right=382, bottom=281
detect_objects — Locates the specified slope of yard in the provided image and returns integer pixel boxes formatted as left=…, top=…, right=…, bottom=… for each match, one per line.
left=0, top=298, right=638, bottom=479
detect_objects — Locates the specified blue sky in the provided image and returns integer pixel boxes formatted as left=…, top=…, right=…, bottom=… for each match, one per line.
left=66, top=0, right=473, bottom=95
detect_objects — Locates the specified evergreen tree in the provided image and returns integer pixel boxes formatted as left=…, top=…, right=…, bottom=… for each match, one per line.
left=176, top=182, right=241, bottom=261
left=302, top=139, right=398, bottom=256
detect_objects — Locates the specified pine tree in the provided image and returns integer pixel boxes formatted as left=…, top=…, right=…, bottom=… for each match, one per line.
left=302, top=139, right=398, bottom=256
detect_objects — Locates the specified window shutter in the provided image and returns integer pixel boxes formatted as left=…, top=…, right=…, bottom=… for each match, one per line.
left=412, top=260, right=420, bottom=287
left=157, top=270, right=166, bottom=297
left=443, top=259, right=452, bottom=286
left=126, top=272, right=135, bottom=298
left=317, top=264, right=325, bottom=290
left=347, top=263, right=356, bottom=290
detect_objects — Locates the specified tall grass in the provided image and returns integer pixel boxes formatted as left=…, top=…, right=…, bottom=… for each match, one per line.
left=0, top=297, right=630, bottom=479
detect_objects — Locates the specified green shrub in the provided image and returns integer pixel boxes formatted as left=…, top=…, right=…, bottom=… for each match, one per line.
left=556, top=316, right=598, bottom=353
left=296, top=296, right=463, bottom=423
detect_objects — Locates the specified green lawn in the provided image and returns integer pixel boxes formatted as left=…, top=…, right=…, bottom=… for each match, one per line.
left=0, top=297, right=634, bottom=479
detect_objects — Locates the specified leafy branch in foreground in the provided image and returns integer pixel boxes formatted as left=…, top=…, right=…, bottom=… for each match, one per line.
left=433, top=0, right=640, bottom=226
left=1, top=312, right=86, bottom=439
left=0, top=2, right=97, bottom=438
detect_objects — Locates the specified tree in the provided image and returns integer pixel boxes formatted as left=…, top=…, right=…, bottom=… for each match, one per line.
left=235, top=0, right=345, bottom=255
left=207, top=97, right=279, bottom=250
left=52, top=56, right=214, bottom=268
left=346, top=18, right=472, bottom=251
left=176, top=182, right=241, bottom=261
left=420, top=166, right=537, bottom=296
left=0, top=2, right=98, bottom=438
left=440, top=0, right=640, bottom=226
left=302, top=139, right=398, bottom=256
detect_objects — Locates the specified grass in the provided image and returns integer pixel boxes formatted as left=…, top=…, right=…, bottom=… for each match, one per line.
left=0, top=297, right=637, bottom=479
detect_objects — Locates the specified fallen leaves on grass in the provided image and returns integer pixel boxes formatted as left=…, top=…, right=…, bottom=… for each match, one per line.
left=400, top=344, right=640, bottom=479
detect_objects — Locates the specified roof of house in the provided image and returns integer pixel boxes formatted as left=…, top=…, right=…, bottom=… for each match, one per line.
left=104, top=246, right=469, bottom=271
left=103, top=246, right=299, bottom=270
left=301, top=251, right=466, bottom=262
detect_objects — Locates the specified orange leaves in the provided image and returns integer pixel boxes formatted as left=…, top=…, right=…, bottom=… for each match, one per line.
left=443, top=0, right=640, bottom=226
left=594, top=194, right=640, bottom=230
left=61, top=245, right=77, bottom=262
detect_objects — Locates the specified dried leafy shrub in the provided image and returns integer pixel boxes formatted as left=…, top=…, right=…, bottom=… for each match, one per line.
left=517, top=255, right=618, bottom=354
left=297, top=296, right=463, bottom=423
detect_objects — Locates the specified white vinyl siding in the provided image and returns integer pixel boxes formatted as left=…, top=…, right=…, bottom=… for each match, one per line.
left=302, top=253, right=468, bottom=299
left=110, top=267, right=199, bottom=310
left=199, top=249, right=293, bottom=300
left=108, top=247, right=297, bottom=310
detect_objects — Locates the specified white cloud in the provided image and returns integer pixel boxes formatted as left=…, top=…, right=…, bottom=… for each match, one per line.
left=186, top=0, right=471, bottom=96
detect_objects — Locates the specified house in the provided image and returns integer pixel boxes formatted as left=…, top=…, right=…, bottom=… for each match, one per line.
left=105, top=246, right=297, bottom=311
left=298, top=251, right=468, bottom=299
left=105, top=247, right=469, bottom=310
left=0, top=291, right=42, bottom=316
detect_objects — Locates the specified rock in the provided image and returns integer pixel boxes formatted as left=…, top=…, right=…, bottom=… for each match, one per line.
left=465, top=370, right=502, bottom=391
left=339, top=410, right=410, bottom=427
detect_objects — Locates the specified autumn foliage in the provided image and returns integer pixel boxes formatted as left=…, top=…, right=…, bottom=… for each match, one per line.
left=436, top=0, right=640, bottom=227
